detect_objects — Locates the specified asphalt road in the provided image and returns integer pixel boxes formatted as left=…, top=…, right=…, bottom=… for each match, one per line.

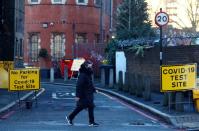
left=0, top=83, right=176, bottom=131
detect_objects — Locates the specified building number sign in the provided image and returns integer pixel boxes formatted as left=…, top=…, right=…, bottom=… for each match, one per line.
left=155, top=11, right=169, bottom=27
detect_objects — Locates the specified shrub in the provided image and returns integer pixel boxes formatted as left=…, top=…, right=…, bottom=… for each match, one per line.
left=38, top=48, right=48, bottom=58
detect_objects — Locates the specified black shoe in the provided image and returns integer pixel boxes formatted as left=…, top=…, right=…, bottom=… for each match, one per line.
left=66, top=116, right=73, bottom=125
left=89, top=122, right=99, bottom=127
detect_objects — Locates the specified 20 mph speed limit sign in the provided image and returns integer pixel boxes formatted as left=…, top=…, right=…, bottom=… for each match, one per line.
left=155, top=12, right=169, bottom=26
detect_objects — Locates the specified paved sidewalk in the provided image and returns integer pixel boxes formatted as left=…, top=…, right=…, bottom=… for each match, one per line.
left=97, top=87, right=199, bottom=129
left=0, top=89, right=35, bottom=114
left=0, top=79, right=71, bottom=115
left=0, top=88, right=44, bottom=115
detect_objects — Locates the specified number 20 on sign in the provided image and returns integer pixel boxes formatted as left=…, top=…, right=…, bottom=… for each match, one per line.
left=155, top=11, right=169, bottom=27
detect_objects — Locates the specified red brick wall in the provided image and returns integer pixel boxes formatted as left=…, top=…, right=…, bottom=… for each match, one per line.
left=125, top=45, right=199, bottom=92
left=24, top=0, right=112, bottom=68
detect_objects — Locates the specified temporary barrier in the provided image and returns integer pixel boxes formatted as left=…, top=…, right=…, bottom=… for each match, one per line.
left=60, top=58, right=85, bottom=79
left=60, top=59, right=73, bottom=79
left=193, top=89, right=199, bottom=112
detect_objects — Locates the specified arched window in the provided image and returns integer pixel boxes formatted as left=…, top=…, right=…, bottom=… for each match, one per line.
left=51, top=33, right=65, bottom=61
left=30, top=34, right=39, bottom=62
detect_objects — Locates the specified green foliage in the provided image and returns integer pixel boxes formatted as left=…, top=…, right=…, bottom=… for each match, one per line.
left=115, top=0, right=155, bottom=40
left=105, top=39, right=118, bottom=65
left=127, top=45, right=145, bottom=57
left=105, top=0, right=156, bottom=63
left=38, top=48, right=48, bottom=58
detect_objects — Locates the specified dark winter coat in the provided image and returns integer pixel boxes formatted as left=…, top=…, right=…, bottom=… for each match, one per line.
left=75, top=65, right=96, bottom=108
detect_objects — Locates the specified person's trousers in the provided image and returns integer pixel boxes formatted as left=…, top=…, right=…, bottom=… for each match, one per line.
left=68, top=106, right=94, bottom=123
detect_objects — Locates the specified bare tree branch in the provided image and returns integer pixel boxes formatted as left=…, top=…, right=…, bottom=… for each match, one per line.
left=185, top=0, right=199, bottom=32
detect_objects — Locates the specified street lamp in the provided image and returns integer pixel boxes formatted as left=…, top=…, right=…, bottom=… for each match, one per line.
left=111, top=35, right=115, bottom=39
left=100, top=0, right=104, bottom=44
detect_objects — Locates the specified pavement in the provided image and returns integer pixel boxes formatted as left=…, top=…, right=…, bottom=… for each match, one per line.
left=1, top=78, right=199, bottom=130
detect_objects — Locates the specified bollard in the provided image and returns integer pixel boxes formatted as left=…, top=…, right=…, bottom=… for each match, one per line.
left=26, top=100, right=33, bottom=109
left=167, top=92, right=176, bottom=110
left=109, top=68, right=114, bottom=88
left=143, top=76, right=151, bottom=101
left=50, top=67, right=54, bottom=82
left=64, top=66, right=68, bottom=82
left=136, top=74, right=143, bottom=97
left=163, top=92, right=176, bottom=107
left=101, top=68, right=105, bottom=87
left=129, top=73, right=136, bottom=95
left=118, top=71, right=123, bottom=91
left=128, top=73, right=133, bottom=94
left=134, top=74, right=138, bottom=95
left=162, top=93, right=168, bottom=106
left=175, top=92, right=184, bottom=112
left=130, top=74, right=138, bottom=95
left=123, top=72, right=129, bottom=92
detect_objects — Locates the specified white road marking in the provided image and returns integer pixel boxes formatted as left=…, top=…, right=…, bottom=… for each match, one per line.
left=71, top=93, right=75, bottom=96
left=52, top=92, right=75, bottom=100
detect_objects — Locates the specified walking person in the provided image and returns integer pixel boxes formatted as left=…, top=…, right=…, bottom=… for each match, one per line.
left=66, top=60, right=99, bottom=126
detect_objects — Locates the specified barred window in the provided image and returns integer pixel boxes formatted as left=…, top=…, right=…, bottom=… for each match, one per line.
left=52, top=34, right=65, bottom=61
left=30, top=34, right=39, bottom=62
left=75, top=33, right=87, bottom=43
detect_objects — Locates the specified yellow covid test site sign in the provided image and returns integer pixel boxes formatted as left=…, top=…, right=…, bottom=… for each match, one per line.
left=9, top=68, right=40, bottom=91
left=161, top=63, right=197, bottom=92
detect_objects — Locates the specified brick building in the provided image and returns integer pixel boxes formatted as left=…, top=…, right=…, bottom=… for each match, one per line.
left=24, top=0, right=122, bottom=69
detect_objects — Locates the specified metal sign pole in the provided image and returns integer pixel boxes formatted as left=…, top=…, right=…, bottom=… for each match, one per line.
left=155, top=7, right=169, bottom=66
left=188, top=91, right=191, bottom=112
left=17, top=91, right=20, bottom=108
left=159, top=8, right=163, bottom=66
left=156, top=8, right=164, bottom=87
left=168, top=92, right=171, bottom=113
left=35, top=90, right=38, bottom=108
left=155, top=8, right=170, bottom=111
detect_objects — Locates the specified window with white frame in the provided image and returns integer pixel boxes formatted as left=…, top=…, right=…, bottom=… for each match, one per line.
left=76, top=0, right=88, bottom=5
left=51, top=0, right=66, bottom=4
left=51, top=33, right=65, bottom=61
left=29, top=34, right=40, bottom=62
left=28, top=0, right=41, bottom=4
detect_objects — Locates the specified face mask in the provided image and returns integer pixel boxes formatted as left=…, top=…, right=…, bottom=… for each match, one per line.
left=87, top=64, right=92, bottom=68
